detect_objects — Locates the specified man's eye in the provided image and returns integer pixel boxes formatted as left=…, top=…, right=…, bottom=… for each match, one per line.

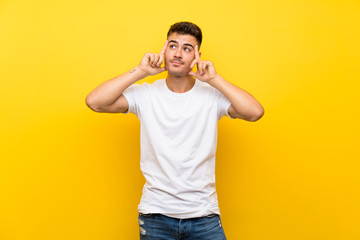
left=185, top=48, right=190, bottom=52
left=170, top=45, right=176, bottom=48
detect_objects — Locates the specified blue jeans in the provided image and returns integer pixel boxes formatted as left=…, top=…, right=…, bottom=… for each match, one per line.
left=138, top=213, right=227, bottom=240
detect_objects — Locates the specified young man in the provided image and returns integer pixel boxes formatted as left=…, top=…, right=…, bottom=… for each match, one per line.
left=86, top=21, right=264, bottom=240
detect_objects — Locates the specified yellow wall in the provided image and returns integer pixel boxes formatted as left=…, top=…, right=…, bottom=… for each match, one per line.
left=1, top=0, right=359, bottom=239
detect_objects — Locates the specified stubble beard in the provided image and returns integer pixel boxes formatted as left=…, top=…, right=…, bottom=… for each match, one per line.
left=165, top=59, right=190, bottom=77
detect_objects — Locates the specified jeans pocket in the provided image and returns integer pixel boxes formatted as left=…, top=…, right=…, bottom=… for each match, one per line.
left=139, top=213, right=153, bottom=218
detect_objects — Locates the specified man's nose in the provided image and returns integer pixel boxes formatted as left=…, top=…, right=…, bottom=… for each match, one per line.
left=174, top=48, right=182, bottom=58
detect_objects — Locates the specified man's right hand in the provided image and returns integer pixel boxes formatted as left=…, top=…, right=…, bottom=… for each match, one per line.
left=137, top=40, right=168, bottom=76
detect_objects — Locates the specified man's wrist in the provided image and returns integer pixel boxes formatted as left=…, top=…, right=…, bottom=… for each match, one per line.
left=131, top=65, right=149, bottom=79
left=207, top=73, right=222, bottom=87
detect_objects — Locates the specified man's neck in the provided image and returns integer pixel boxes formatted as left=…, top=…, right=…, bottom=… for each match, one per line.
left=165, top=74, right=196, bottom=93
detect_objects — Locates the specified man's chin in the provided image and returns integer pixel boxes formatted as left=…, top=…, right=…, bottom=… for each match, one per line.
left=167, top=68, right=190, bottom=77
left=169, top=72, right=188, bottom=77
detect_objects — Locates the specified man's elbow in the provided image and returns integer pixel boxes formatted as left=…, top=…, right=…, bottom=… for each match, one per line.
left=85, top=96, right=102, bottom=112
left=249, top=107, right=265, bottom=122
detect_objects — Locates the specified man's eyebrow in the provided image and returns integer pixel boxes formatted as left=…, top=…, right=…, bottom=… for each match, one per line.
left=169, top=40, right=194, bottom=49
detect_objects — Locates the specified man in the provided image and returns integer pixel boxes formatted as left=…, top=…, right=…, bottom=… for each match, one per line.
left=86, top=21, right=264, bottom=240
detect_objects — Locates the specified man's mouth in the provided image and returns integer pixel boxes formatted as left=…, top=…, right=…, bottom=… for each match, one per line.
left=170, top=60, right=184, bottom=65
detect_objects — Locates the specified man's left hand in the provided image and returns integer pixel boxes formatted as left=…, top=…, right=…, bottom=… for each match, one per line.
left=188, top=45, right=218, bottom=83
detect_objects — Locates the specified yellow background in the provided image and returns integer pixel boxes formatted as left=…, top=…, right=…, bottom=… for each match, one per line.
left=1, top=0, right=359, bottom=239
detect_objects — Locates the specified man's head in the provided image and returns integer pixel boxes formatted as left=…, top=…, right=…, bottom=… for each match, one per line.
left=167, top=21, right=202, bottom=49
left=165, top=22, right=202, bottom=77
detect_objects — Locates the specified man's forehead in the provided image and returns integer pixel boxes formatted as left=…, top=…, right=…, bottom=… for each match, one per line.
left=167, top=33, right=197, bottom=45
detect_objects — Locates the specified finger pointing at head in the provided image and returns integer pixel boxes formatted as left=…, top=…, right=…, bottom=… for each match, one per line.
left=194, top=45, right=200, bottom=61
left=158, top=40, right=168, bottom=67
left=160, top=40, right=168, bottom=56
left=190, top=45, right=201, bottom=69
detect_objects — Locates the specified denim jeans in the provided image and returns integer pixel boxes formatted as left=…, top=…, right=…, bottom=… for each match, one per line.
left=138, top=213, right=227, bottom=240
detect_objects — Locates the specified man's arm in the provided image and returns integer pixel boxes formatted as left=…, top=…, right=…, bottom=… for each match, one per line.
left=85, top=40, right=168, bottom=113
left=189, top=45, right=264, bottom=122
left=85, top=66, right=147, bottom=113
left=208, top=75, right=264, bottom=121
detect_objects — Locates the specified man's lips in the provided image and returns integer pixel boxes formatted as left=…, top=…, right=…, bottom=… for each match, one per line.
left=170, top=60, right=184, bottom=65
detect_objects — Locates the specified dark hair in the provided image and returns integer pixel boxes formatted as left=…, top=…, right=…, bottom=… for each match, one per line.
left=167, top=21, right=203, bottom=49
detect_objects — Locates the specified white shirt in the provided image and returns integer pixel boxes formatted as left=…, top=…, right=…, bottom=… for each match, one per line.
left=122, top=78, right=232, bottom=219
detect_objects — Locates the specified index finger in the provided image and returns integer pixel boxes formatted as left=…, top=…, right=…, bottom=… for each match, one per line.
left=159, top=40, right=168, bottom=56
left=194, top=45, right=200, bottom=60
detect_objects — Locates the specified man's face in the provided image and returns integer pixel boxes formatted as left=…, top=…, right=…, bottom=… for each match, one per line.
left=164, top=33, right=200, bottom=77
